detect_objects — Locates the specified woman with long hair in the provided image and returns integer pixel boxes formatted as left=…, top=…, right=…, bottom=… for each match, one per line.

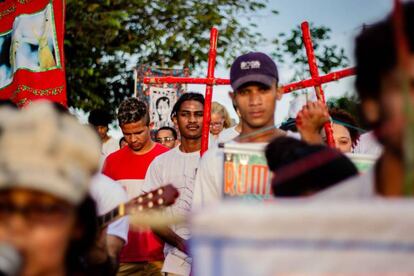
left=210, top=101, right=232, bottom=139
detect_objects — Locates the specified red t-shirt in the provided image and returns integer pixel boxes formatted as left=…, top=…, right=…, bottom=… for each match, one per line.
left=102, top=143, right=169, bottom=263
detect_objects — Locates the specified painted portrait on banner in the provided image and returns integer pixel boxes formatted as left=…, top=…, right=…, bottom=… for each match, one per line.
left=0, top=0, right=66, bottom=106
left=149, top=86, right=178, bottom=129
left=0, top=31, right=13, bottom=89
left=135, top=65, right=189, bottom=130
left=10, top=3, right=60, bottom=74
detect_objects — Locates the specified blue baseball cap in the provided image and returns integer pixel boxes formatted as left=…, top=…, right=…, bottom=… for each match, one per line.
left=230, top=52, right=278, bottom=91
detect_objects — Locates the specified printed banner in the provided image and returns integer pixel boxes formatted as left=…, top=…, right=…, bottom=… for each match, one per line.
left=192, top=200, right=414, bottom=276
left=135, top=65, right=189, bottom=129
left=0, top=0, right=66, bottom=107
left=223, top=143, right=272, bottom=201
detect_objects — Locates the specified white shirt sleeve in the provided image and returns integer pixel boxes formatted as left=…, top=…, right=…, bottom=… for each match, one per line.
left=107, top=216, right=129, bottom=243
left=192, top=147, right=222, bottom=209
left=90, top=174, right=129, bottom=243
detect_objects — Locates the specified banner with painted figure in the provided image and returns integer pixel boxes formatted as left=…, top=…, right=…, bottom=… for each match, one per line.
left=0, top=0, right=66, bottom=107
left=135, top=65, right=189, bottom=130
left=223, top=143, right=272, bottom=201
left=192, top=200, right=414, bottom=276
left=149, top=86, right=177, bottom=129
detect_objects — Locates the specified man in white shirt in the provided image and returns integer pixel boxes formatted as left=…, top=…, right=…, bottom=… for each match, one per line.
left=193, top=52, right=307, bottom=207
left=144, top=93, right=205, bottom=276
left=317, top=2, right=414, bottom=198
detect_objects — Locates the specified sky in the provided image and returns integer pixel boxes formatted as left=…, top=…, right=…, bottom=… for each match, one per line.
left=107, top=0, right=394, bottom=137
left=186, top=0, right=393, bottom=125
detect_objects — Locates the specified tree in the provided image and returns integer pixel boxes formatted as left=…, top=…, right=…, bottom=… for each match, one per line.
left=327, top=93, right=367, bottom=129
left=65, top=0, right=274, bottom=113
left=272, top=23, right=351, bottom=123
left=271, top=23, right=349, bottom=82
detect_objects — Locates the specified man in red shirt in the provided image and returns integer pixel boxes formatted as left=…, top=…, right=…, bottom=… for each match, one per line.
left=103, top=97, right=169, bottom=275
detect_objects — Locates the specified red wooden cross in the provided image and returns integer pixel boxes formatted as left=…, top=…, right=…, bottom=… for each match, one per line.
left=143, top=23, right=355, bottom=155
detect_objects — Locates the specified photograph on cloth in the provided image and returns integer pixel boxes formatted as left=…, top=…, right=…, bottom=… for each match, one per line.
left=0, top=31, right=12, bottom=89
left=10, top=3, right=60, bottom=74
left=149, top=86, right=178, bottom=129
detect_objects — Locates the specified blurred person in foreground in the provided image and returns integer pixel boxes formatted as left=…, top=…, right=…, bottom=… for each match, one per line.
left=0, top=102, right=101, bottom=275
left=265, top=137, right=358, bottom=197
left=318, top=2, right=414, bottom=198
left=89, top=174, right=129, bottom=275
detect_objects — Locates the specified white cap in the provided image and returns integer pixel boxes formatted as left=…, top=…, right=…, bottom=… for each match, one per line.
left=0, top=102, right=101, bottom=205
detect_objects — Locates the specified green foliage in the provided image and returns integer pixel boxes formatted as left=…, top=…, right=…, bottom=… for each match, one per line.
left=65, top=0, right=271, bottom=113
left=327, top=92, right=365, bottom=127
left=66, top=1, right=350, bottom=116
left=272, top=23, right=349, bottom=81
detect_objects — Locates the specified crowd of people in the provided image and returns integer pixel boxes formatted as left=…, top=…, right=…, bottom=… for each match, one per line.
left=0, top=2, right=413, bottom=275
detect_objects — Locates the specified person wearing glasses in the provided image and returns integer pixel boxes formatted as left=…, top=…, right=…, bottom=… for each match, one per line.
left=155, top=126, right=178, bottom=149
left=210, top=101, right=232, bottom=139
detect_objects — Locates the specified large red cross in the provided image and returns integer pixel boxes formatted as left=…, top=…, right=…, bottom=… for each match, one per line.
left=144, top=22, right=355, bottom=155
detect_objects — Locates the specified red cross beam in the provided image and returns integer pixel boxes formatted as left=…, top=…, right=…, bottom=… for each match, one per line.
left=144, top=24, right=355, bottom=154
left=300, top=21, right=334, bottom=147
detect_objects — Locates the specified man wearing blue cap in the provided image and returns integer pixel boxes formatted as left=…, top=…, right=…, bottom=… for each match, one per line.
left=192, top=52, right=303, bottom=206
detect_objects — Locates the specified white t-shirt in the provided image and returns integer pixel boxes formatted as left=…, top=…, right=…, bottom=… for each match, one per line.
left=102, top=137, right=119, bottom=157
left=143, top=147, right=201, bottom=276
left=217, top=126, right=240, bottom=143
left=90, top=174, right=129, bottom=243
left=315, top=168, right=376, bottom=199
left=99, top=137, right=120, bottom=170
left=192, top=130, right=301, bottom=208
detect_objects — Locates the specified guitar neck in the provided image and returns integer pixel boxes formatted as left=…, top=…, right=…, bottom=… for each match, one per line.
left=97, top=184, right=179, bottom=228
left=97, top=203, right=126, bottom=228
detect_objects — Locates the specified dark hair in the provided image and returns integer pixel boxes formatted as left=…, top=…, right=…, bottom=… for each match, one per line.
left=170, top=92, right=204, bottom=119
left=156, top=97, right=170, bottom=108
left=236, top=81, right=274, bottom=93
left=0, top=99, right=17, bottom=109
left=117, top=98, right=149, bottom=126
left=88, top=109, right=112, bottom=126
left=265, top=137, right=358, bottom=197
left=119, top=136, right=126, bottom=148
left=66, top=196, right=98, bottom=274
left=355, top=2, right=414, bottom=101
left=329, top=108, right=361, bottom=147
left=0, top=33, right=11, bottom=68
left=156, top=126, right=177, bottom=140
left=51, top=102, right=69, bottom=114
left=279, top=118, right=297, bottom=132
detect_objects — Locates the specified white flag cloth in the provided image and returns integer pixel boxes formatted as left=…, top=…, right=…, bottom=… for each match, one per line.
left=191, top=199, right=414, bottom=276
